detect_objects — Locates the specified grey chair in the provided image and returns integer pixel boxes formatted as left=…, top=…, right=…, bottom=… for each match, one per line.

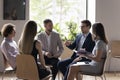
left=77, top=49, right=111, bottom=80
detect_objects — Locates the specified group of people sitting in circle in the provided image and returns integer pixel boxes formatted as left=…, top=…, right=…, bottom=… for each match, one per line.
left=0, top=19, right=108, bottom=80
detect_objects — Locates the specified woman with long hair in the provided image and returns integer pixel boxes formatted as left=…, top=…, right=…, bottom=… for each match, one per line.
left=67, top=22, right=108, bottom=80
left=18, top=20, right=51, bottom=80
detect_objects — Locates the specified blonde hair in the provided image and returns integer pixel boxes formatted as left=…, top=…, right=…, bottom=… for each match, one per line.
left=18, top=20, right=37, bottom=54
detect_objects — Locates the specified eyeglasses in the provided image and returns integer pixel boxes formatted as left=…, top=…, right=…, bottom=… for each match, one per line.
left=81, top=26, right=86, bottom=28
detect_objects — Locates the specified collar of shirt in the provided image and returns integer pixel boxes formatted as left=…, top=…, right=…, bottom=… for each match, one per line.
left=4, top=37, right=13, bottom=42
left=82, top=32, right=90, bottom=38
left=45, top=31, right=52, bottom=37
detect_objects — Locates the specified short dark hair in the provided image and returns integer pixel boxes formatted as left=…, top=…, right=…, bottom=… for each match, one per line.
left=1, top=23, right=15, bottom=37
left=43, top=19, right=52, bottom=24
left=81, top=20, right=91, bottom=28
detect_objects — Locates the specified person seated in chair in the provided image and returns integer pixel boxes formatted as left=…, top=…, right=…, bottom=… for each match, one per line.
left=0, top=23, right=19, bottom=69
left=18, top=21, right=51, bottom=80
left=58, top=20, right=95, bottom=80
left=67, top=22, right=108, bottom=80
left=36, top=19, right=64, bottom=80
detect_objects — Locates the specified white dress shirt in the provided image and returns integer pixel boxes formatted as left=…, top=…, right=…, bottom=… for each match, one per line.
left=45, top=32, right=51, bottom=51
left=77, top=32, right=90, bottom=51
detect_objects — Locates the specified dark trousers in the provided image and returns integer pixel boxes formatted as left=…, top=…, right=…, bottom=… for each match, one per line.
left=38, top=67, right=51, bottom=79
left=57, top=58, right=74, bottom=75
left=44, top=56, right=59, bottom=80
left=57, top=57, right=91, bottom=80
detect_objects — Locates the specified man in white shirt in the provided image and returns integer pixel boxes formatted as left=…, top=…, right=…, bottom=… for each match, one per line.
left=36, top=19, right=64, bottom=80
left=57, top=20, right=95, bottom=80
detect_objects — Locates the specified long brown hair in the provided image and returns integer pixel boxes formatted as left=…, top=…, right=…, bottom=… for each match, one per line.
left=18, top=20, right=37, bottom=54
left=92, top=23, right=108, bottom=44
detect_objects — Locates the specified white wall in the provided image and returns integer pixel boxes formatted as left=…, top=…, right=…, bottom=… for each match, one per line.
left=0, top=0, right=29, bottom=42
left=96, top=0, right=120, bottom=71
left=96, top=0, right=120, bottom=40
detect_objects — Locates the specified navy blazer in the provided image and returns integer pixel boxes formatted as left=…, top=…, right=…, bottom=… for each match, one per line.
left=67, top=33, right=95, bottom=59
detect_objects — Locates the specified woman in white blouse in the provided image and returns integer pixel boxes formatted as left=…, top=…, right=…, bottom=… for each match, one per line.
left=0, top=23, right=19, bottom=69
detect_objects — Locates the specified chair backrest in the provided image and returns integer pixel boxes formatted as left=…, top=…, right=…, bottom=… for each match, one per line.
left=110, top=40, right=120, bottom=57
left=0, top=50, right=5, bottom=72
left=60, top=42, right=73, bottom=60
left=89, top=46, right=111, bottom=76
left=102, top=49, right=111, bottom=73
left=16, top=54, right=39, bottom=80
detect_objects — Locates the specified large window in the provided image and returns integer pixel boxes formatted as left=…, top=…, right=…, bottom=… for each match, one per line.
left=30, top=0, right=87, bottom=40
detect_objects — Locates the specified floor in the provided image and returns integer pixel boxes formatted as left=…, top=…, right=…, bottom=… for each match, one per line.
left=0, top=71, right=120, bottom=80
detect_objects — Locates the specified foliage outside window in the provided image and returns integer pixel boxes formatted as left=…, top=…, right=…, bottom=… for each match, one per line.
left=30, top=0, right=87, bottom=41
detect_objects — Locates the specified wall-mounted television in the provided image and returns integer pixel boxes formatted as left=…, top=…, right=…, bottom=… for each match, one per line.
left=3, top=0, right=26, bottom=20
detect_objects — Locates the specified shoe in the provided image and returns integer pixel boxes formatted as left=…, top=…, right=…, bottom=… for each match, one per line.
left=41, top=74, right=52, bottom=80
